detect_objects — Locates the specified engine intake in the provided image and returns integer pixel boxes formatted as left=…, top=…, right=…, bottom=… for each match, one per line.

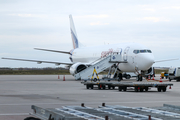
left=141, top=67, right=154, bottom=76
left=69, top=62, right=88, bottom=76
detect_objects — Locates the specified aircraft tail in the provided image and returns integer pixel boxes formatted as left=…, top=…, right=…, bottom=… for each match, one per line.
left=69, top=15, right=79, bottom=49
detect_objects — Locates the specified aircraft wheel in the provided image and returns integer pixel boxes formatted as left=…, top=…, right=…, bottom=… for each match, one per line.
left=162, top=87, right=166, bottom=92
left=137, top=75, right=142, bottom=81
left=118, top=73, right=122, bottom=81
left=126, top=75, right=131, bottom=79
left=145, top=87, right=148, bottom=92
left=140, top=88, right=144, bottom=92
left=137, top=76, right=139, bottom=81
left=98, top=85, right=101, bottom=89
left=135, top=87, right=138, bottom=92
left=112, top=86, right=115, bottom=89
left=108, top=85, right=111, bottom=89
left=140, top=76, right=143, bottom=81
left=118, top=86, right=122, bottom=91
left=158, top=87, right=162, bottom=92
left=91, top=85, right=94, bottom=89
left=102, top=85, right=106, bottom=89
left=123, top=87, right=127, bottom=91
left=86, top=85, right=89, bottom=89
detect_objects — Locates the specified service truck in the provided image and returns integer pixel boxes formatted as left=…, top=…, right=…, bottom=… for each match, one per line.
left=168, top=67, right=180, bottom=81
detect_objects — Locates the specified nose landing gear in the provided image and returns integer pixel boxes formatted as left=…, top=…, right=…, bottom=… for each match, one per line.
left=137, top=75, right=143, bottom=81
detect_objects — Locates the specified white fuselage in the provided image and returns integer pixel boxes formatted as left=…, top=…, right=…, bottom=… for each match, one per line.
left=70, top=43, right=154, bottom=72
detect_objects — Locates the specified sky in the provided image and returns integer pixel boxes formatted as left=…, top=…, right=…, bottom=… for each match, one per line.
left=0, top=0, right=180, bottom=68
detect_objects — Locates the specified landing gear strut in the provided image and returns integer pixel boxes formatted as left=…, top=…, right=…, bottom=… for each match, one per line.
left=137, top=75, right=142, bottom=81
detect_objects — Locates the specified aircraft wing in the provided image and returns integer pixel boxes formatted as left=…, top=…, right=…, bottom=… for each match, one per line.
left=154, top=58, right=179, bottom=63
left=2, top=57, right=73, bottom=66
left=34, top=48, right=70, bottom=54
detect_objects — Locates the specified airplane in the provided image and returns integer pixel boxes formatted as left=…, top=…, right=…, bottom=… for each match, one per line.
left=2, top=15, right=178, bottom=81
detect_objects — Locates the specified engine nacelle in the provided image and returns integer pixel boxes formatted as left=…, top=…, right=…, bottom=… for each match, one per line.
left=69, top=62, right=88, bottom=76
left=141, top=67, right=154, bottom=76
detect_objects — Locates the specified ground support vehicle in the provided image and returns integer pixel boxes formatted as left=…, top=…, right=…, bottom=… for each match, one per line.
left=82, top=80, right=173, bottom=92
left=26, top=103, right=180, bottom=120
left=169, top=67, right=180, bottom=81
left=161, top=72, right=169, bottom=79
left=169, top=76, right=180, bottom=81
left=122, top=72, right=135, bottom=79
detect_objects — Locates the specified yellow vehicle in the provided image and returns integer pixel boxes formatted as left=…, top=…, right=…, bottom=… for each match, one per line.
left=161, top=72, right=164, bottom=79
left=161, top=72, right=168, bottom=79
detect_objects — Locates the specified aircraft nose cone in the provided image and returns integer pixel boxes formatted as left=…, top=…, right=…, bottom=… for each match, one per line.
left=144, top=55, right=154, bottom=68
left=138, top=54, right=154, bottom=70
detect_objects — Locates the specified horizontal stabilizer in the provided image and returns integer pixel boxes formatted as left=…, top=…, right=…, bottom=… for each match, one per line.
left=2, top=57, right=73, bottom=66
left=155, top=58, right=179, bottom=63
left=34, top=48, right=70, bottom=54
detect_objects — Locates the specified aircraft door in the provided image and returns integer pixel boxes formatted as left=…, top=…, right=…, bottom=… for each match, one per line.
left=123, top=47, right=130, bottom=61
left=116, top=48, right=122, bottom=55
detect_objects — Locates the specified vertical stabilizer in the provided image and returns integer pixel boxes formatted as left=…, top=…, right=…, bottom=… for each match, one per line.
left=69, top=15, right=79, bottom=49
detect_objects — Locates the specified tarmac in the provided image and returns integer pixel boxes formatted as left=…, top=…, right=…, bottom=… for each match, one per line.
left=0, top=75, right=180, bottom=120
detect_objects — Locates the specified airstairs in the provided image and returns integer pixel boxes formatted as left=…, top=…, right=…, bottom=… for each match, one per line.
left=74, top=53, right=127, bottom=80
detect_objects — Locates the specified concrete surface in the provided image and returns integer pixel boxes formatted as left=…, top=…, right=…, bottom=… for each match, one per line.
left=0, top=75, right=180, bottom=120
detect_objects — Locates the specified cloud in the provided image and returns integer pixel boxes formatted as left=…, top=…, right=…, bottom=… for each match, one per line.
left=138, top=5, right=156, bottom=11
left=163, top=6, right=180, bottom=10
left=8, top=14, right=47, bottom=18
left=143, top=8, right=156, bottom=12
left=76, top=14, right=109, bottom=18
left=171, top=6, right=180, bottom=9
left=90, top=21, right=109, bottom=26
left=138, top=17, right=170, bottom=22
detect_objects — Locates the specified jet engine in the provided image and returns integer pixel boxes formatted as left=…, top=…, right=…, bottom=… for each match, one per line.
left=141, top=67, right=154, bottom=76
left=69, top=62, right=88, bottom=76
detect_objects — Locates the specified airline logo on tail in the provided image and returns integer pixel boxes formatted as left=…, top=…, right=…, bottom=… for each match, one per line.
left=71, top=29, right=79, bottom=49
left=69, top=15, right=79, bottom=49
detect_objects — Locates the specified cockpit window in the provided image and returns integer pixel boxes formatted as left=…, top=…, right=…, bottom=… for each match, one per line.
left=140, top=50, right=146, bottom=53
left=133, top=49, right=152, bottom=54
left=133, top=50, right=137, bottom=54
left=137, top=50, right=140, bottom=53
left=147, top=50, right=152, bottom=53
